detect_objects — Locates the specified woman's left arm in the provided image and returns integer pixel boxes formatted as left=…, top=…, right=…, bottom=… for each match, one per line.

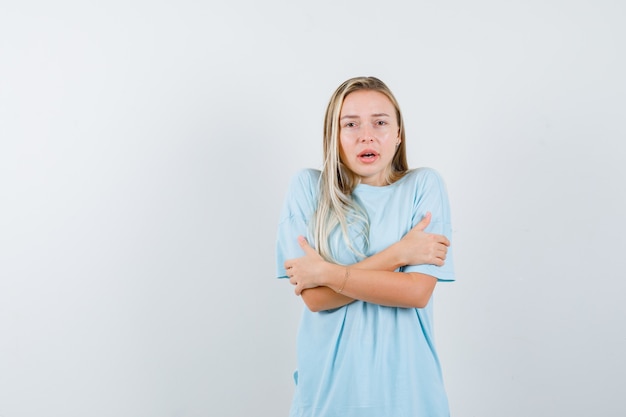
left=287, top=212, right=448, bottom=311
left=286, top=236, right=438, bottom=310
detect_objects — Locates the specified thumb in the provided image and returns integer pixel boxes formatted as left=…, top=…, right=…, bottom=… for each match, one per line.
left=415, top=212, right=432, bottom=231
left=297, top=236, right=316, bottom=253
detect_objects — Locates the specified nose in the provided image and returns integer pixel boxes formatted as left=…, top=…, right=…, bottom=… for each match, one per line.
left=359, top=126, right=374, bottom=142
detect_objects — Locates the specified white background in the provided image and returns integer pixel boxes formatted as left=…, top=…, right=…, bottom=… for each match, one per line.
left=1, top=1, right=625, bottom=416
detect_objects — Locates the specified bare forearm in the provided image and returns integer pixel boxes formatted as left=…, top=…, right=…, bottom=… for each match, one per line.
left=289, top=212, right=450, bottom=312
left=356, top=241, right=407, bottom=272
left=323, top=266, right=437, bottom=309
left=300, top=287, right=354, bottom=312
left=300, top=242, right=414, bottom=312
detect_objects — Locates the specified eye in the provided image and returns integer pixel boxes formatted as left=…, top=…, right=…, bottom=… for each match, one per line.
left=376, top=120, right=388, bottom=126
left=344, top=122, right=357, bottom=128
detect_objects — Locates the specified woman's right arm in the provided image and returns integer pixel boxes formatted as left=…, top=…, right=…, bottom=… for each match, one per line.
left=300, top=212, right=449, bottom=312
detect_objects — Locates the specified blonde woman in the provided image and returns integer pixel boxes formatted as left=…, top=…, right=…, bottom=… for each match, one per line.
left=276, top=77, right=455, bottom=417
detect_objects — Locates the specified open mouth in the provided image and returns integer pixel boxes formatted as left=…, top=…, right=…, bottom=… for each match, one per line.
left=358, top=150, right=379, bottom=158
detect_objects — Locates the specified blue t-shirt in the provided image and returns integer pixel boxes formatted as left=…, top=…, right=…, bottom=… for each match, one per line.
left=276, top=168, right=455, bottom=417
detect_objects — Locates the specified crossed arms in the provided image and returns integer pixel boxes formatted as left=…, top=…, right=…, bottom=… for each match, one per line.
left=283, top=212, right=450, bottom=312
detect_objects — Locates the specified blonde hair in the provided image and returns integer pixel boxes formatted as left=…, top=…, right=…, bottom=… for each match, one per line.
left=313, top=76, right=409, bottom=262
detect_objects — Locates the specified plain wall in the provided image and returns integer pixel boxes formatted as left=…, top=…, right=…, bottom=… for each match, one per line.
left=1, top=1, right=625, bottom=416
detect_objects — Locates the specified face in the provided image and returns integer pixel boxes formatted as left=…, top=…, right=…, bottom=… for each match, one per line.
left=339, top=90, right=400, bottom=186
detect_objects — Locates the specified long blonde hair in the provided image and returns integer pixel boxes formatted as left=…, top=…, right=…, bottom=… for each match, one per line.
left=313, top=76, right=409, bottom=262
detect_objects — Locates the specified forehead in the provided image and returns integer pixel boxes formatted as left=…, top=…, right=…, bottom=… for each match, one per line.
left=340, top=90, right=395, bottom=116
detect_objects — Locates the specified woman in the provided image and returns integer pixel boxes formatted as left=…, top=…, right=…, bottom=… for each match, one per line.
left=276, top=76, right=455, bottom=417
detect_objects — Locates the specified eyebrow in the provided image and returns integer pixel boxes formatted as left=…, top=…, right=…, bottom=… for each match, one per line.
left=340, top=113, right=391, bottom=120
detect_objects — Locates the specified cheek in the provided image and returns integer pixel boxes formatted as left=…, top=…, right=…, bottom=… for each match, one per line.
left=338, top=136, right=351, bottom=155
left=385, top=127, right=398, bottom=138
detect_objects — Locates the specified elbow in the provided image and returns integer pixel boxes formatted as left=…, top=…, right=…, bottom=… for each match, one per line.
left=304, top=298, right=337, bottom=313
left=399, top=290, right=432, bottom=309
left=302, top=289, right=341, bottom=313
left=304, top=299, right=322, bottom=313
left=410, top=287, right=436, bottom=308
left=411, top=294, right=432, bottom=309
left=301, top=291, right=324, bottom=313
left=405, top=273, right=437, bottom=308
left=413, top=286, right=435, bottom=308
left=307, top=304, right=323, bottom=313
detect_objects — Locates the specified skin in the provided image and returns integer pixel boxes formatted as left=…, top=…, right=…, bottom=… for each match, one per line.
left=284, top=89, right=450, bottom=312
left=286, top=213, right=448, bottom=311
left=339, top=89, right=401, bottom=186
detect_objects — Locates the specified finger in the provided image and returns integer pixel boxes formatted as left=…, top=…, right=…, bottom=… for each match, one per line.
left=297, top=236, right=316, bottom=254
left=431, top=249, right=445, bottom=263
left=414, top=212, right=432, bottom=231
left=433, top=234, right=450, bottom=247
left=294, top=284, right=303, bottom=296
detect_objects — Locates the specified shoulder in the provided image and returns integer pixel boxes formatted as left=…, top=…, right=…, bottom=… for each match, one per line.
left=287, top=168, right=321, bottom=194
left=402, top=167, right=447, bottom=190
left=290, top=168, right=321, bottom=185
left=283, top=168, right=321, bottom=207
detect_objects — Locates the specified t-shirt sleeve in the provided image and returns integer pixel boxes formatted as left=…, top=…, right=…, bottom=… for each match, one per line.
left=275, top=169, right=319, bottom=279
left=402, top=169, right=456, bottom=282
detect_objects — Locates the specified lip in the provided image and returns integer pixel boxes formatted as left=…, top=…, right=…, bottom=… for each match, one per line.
left=358, top=149, right=379, bottom=157
left=357, top=149, right=380, bottom=163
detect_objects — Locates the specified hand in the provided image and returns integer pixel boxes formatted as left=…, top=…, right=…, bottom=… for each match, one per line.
left=398, top=212, right=450, bottom=267
left=284, top=236, right=330, bottom=296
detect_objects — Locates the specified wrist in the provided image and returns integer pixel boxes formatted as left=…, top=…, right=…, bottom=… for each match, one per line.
left=322, top=263, right=346, bottom=291
left=390, top=241, right=407, bottom=269
left=334, top=267, right=350, bottom=294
